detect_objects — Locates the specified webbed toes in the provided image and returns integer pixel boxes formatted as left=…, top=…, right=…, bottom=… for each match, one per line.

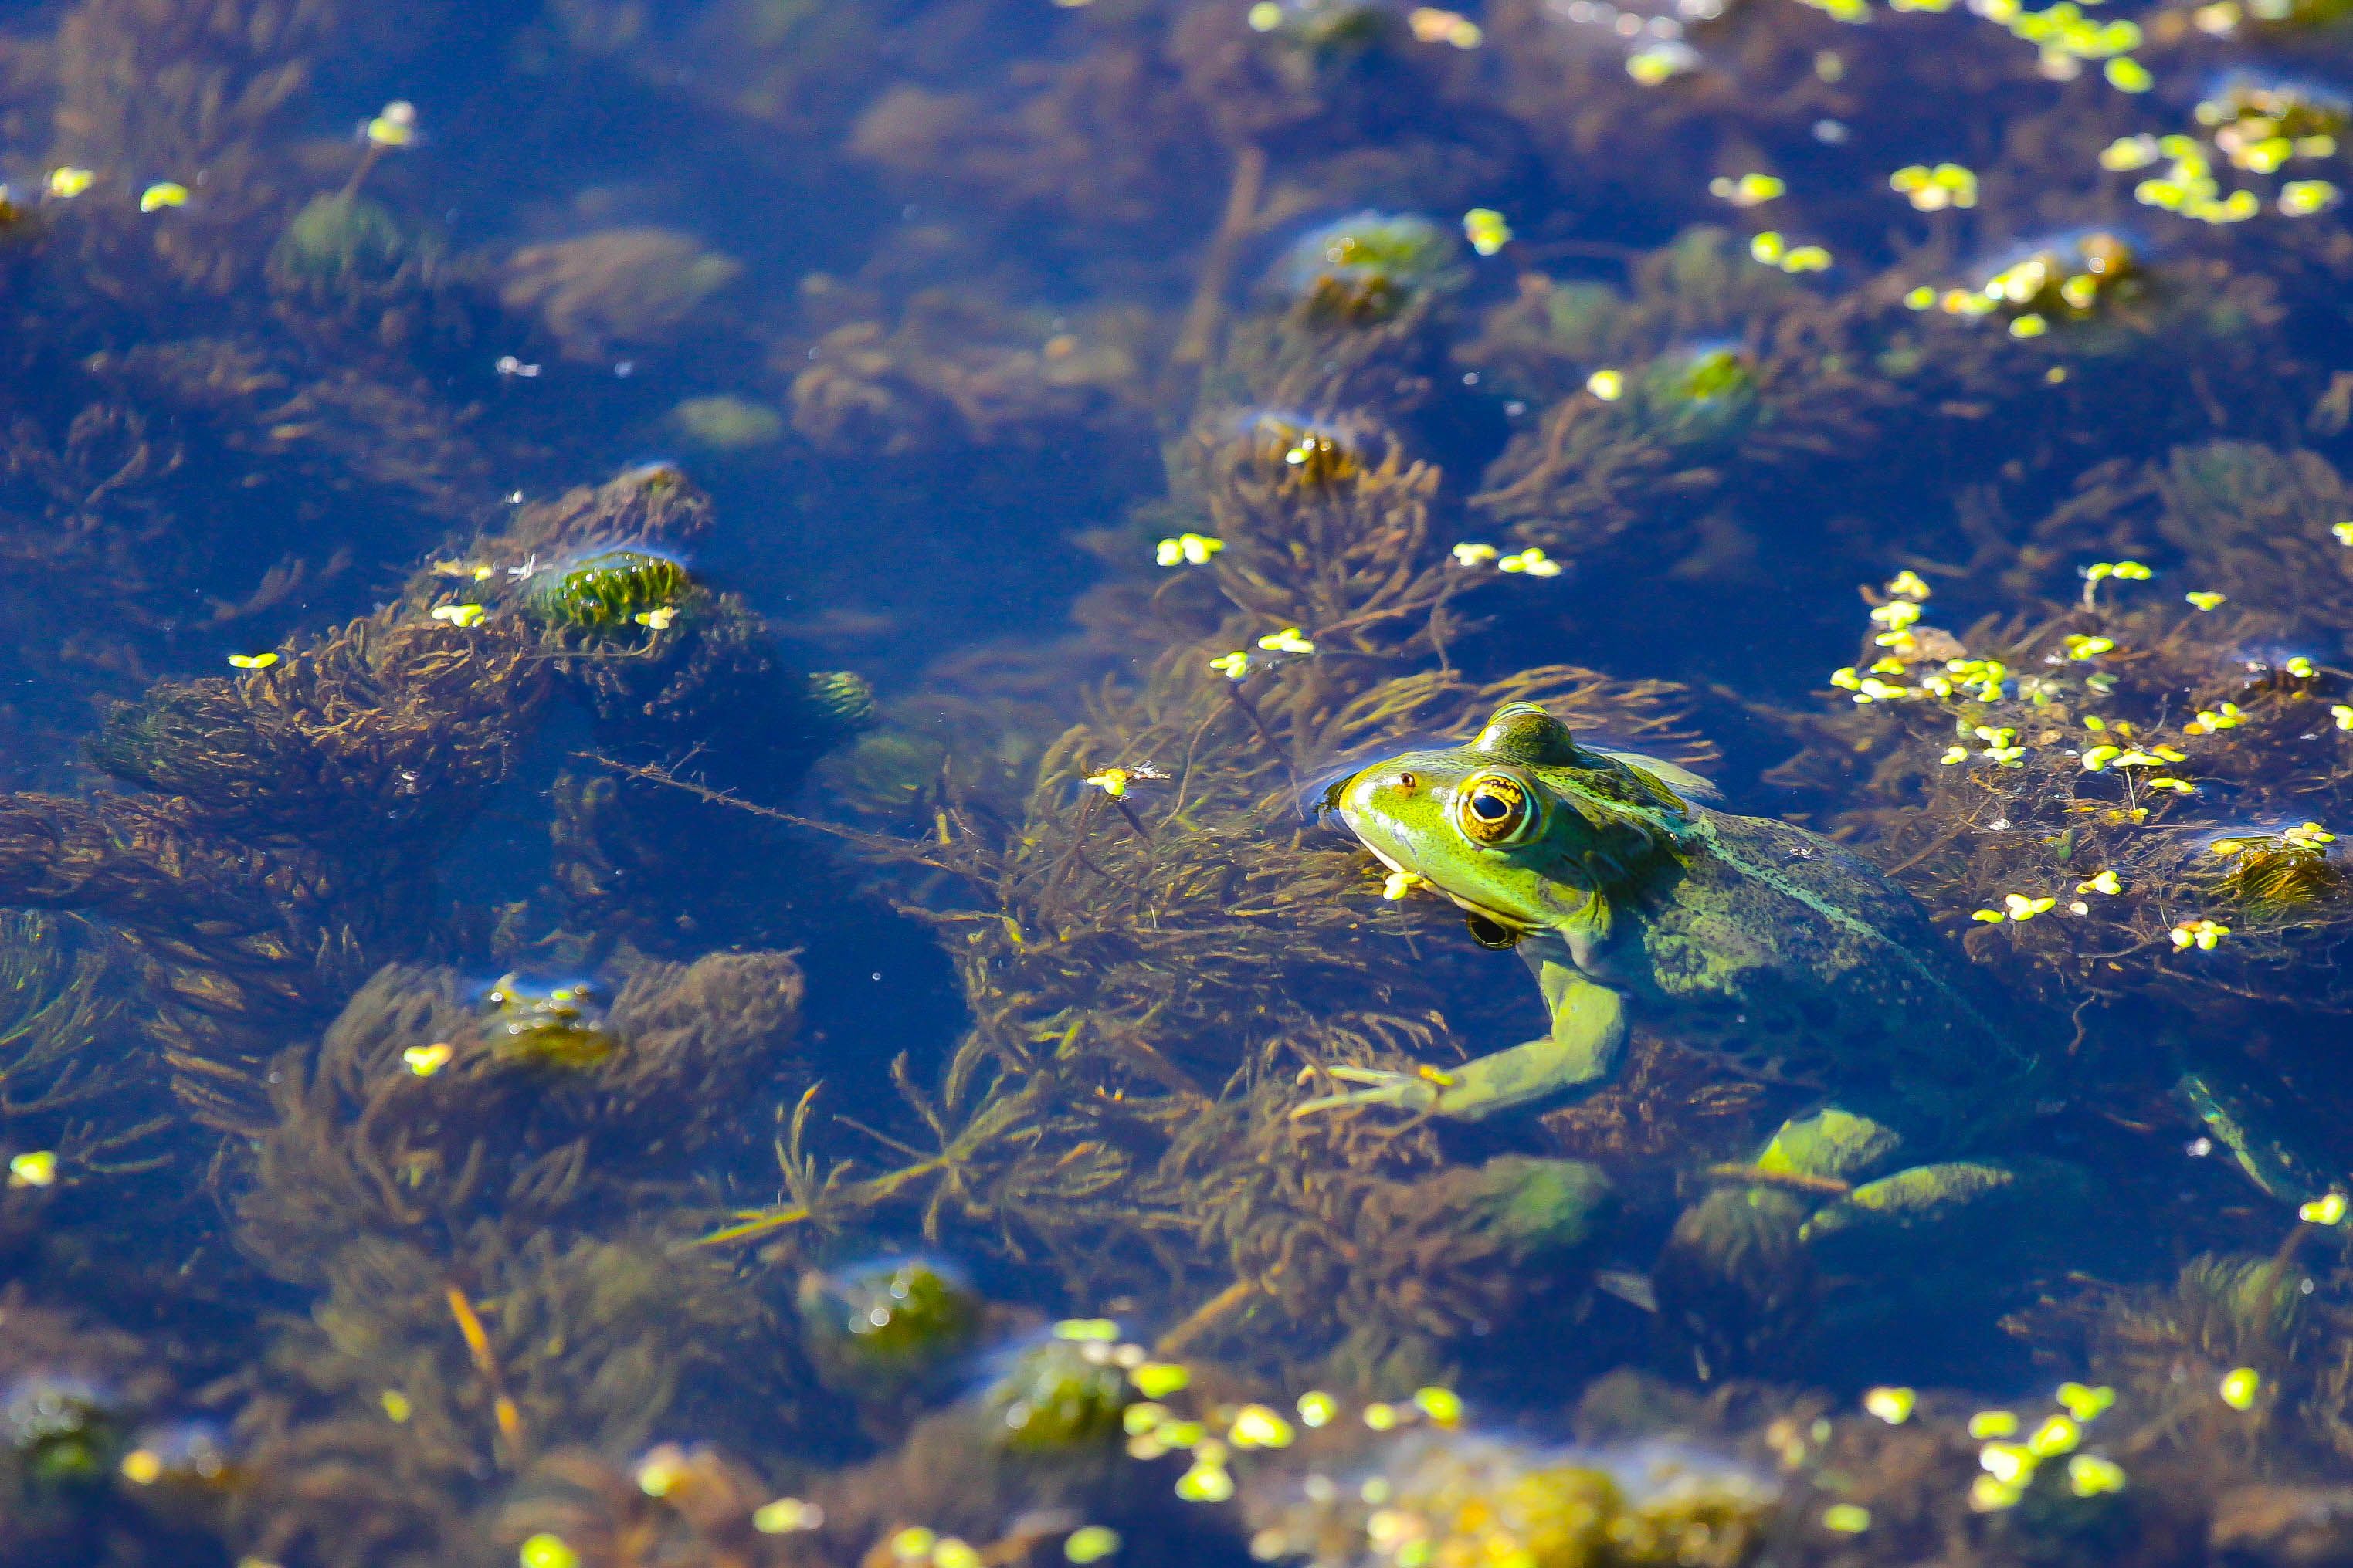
left=1289, top=1066, right=1438, bottom=1118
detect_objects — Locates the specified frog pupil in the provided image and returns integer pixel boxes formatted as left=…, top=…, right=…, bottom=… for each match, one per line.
left=1459, top=777, right=1538, bottom=845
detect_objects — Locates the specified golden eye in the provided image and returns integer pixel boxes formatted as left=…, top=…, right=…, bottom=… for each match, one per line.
left=1457, top=774, right=1535, bottom=845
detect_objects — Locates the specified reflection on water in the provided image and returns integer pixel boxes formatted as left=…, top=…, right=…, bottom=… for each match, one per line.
left=8, top=0, right=2353, bottom=1562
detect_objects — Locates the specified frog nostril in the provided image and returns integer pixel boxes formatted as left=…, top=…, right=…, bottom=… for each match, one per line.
left=1398, top=771, right=1417, bottom=791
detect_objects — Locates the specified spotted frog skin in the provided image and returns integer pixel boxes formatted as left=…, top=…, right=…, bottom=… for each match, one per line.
left=1300, top=703, right=2038, bottom=1159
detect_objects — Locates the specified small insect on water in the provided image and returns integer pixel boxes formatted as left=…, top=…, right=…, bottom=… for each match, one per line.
left=1081, top=761, right=1168, bottom=801
left=1082, top=760, right=1168, bottom=840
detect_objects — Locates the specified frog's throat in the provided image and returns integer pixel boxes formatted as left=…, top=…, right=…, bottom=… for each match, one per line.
left=1683, top=814, right=2029, bottom=1069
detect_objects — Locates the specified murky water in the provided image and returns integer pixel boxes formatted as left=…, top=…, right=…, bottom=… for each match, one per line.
left=5, top=0, right=2353, bottom=1563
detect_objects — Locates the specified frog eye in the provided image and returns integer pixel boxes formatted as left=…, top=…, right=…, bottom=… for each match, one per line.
left=1456, top=774, right=1538, bottom=846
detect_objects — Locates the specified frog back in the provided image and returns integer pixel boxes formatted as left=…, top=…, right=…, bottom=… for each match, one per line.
left=1618, top=810, right=2035, bottom=1133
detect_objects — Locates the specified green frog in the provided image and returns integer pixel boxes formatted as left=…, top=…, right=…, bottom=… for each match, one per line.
left=1297, top=701, right=2060, bottom=1231
left=1300, top=702, right=2341, bottom=1361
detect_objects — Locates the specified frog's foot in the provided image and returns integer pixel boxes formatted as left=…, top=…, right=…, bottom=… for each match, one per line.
left=1752, top=1107, right=1908, bottom=1185
left=2175, top=1065, right=2344, bottom=1207
left=1798, top=1156, right=2097, bottom=1271
left=1293, top=972, right=1629, bottom=1124
left=1659, top=1109, right=2105, bottom=1367
left=1800, top=1157, right=2108, bottom=1364
left=1659, top=1155, right=2100, bottom=1371
left=1291, top=1022, right=1619, bottom=1122
left=1738, top=1106, right=2100, bottom=1271
left=1290, top=1065, right=1440, bottom=1119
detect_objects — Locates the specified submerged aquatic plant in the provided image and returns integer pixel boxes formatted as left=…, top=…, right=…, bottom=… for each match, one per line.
left=2197, top=74, right=2350, bottom=172
left=2031, top=442, right=2353, bottom=638
left=525, top=548, right=697, bottom=635
left=1464, top=228, right=1922, bottom=584
left=2005, top=1250, right=2353, bottom=1481
left=232, top=1227, right=788, bottom=1566
left=3, top=1375, right=126, bottom=1490
left=806, top=669, right=880, bottom=733
left=798, top=1255, right=985, bottom=1403
left=1777, top=570, right=2353, bottom=1007
left=266, top=191, right=437, bottom=298
left=666, top=394, right=786, bottom=451
left=216, top=936, right=817, bottom=1562
left=687, top=320, right=1711, bottom=1382
left=500, top=229, right=744, bottom=361
left=1941, top=232, right=2142, bottom=333
left=236, top=948, right=810, bottom=1276
left=0, top=1296, right=177, bottom=1563
left=481, top=975, right=617, bottom=1070
left=2210, top=830, right=2349, bottom=914
left=1278, top=212, right=1464, bottom=326
left=785, top=286, right=1156, bottom=455
left=1238, top=1430, right=1779, bottom=1568
left=1247, top=411, right=1369, bottom=490
left=0, top=913, right=130, bottom=1123
left=1768, top=547, right=2353, bottom=1234
left=1246, top=0, right=1399, bottom=53
left=983, top=1336, right=1134, bottom=1454
left=491, top=1442, right=798, bottom=1568
left=0, top=462, right=866, bottom=1129
left=1632, top=342, right=1759, bottom=449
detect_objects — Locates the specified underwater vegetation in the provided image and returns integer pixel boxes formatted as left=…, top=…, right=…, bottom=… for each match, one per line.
left=781, top=281, right=1159, bottom=459
left=1238, top=1427, right=1780, bottom=1568
left=984, top=1334, right=1138, bottom=1454
left=213, top=940, right=826, bottom=1564
left=666, top=394, right=787, bottom=452
left=22, top=0, right=2353, bottom=1558
left=1768, top=550, right=2353, bottom=1184
left=499, top=229, right=745, bottom=363
left=267, top=192, right=446, bottom=304
left=0, top=463, right=855, bottom=1131
left=1278, top=211, right=1466, bottom=325
left=524, top=548, right=697, bottom=635
left=1951, top=231, right=2143, bottom=332
left=1462, top=214, right=2319, bottom=628
left=799, top=1255, right=987, bottom=1411
left=704, top=296, right=1721, bottom=1397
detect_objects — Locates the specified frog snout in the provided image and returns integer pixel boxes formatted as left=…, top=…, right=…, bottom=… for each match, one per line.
left=1338, top=770, right=1424, bottom=864
left=1337, top=768, right=1394, bottom=828
left=1344, top=767, right=1424, bottom=808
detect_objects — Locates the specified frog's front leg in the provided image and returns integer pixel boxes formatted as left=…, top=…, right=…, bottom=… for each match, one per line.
left=1292, top=940, right=1627, bottom=1122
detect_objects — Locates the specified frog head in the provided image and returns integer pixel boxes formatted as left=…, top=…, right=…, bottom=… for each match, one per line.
left=1331, top=704, right=1698, bottom=946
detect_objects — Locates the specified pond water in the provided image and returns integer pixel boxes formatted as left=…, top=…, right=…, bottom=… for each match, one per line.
left=3, top=0, right=2353, bottom=1563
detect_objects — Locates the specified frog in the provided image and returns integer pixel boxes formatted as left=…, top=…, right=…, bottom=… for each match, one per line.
left=479, top=974, right=615, bottom=1068
left=1294, top=701, right=2083, bottom=1259
left=1298, top=701, right=2341, bottom=1364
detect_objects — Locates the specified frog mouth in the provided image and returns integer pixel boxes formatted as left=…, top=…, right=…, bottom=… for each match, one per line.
left=1359, top=842, right=1531, bottom=936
